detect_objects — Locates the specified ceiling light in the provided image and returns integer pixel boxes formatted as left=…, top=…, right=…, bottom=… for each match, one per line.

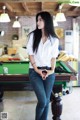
left=55, top=13, right=66, bottom=22
left=0, top=6, right=10, bottom=23
left=12, top=16, right=21, bottom=28
left=0, top=31, right=4, bottom=36
left=55, top=4, right=66, bottom=22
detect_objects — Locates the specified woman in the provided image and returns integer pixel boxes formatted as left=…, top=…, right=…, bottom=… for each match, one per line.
left=27, top=11, right=59, bottom=120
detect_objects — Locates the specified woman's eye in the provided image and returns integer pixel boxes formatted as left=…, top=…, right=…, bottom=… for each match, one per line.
left=39, top=18, right=42, bottom=22
left=40, top=19, right=42, bottom=21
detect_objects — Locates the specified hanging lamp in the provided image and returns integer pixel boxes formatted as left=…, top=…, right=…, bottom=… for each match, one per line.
left=12, top=16, right=21, bottom=28
left=0, top=6, right=10, bottom=23
left=55, top=4, right=66, bottom=22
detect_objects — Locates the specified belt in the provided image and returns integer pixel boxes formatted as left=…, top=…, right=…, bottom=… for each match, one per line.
left=37, top=66, right=51, bottom=70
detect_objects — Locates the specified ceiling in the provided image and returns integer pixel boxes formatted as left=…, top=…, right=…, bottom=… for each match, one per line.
left=0, top=1, right=80, bottom=18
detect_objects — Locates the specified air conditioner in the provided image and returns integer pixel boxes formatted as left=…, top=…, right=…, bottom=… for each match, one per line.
left=65, top=30, right=73, bottom=54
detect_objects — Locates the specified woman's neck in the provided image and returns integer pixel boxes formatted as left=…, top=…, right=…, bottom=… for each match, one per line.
left=41, top=29, right=48, bottom=43
left=42, top=34, right=47, bottom=43
left=42, top=29, right=45, bottom=36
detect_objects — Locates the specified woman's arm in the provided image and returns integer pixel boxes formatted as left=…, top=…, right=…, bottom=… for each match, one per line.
left=27, top=34, right=46, bottom=79
left=47, top=57, right=56, bottom=75
left=50, top=57, right=56, bottom=73
left=29, top=55, right=45, bottom=79
left=44, top=58, right=56, bottom=79
left=29, top=55, right=38, bottom=72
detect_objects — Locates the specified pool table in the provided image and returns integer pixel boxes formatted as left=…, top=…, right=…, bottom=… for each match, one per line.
left=0, top=61, right=77, bottom=120
left=0, top=61, right=77, bottom=90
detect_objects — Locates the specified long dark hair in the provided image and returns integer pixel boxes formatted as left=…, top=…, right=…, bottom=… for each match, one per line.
left=30, top=11, right=57, bottom=53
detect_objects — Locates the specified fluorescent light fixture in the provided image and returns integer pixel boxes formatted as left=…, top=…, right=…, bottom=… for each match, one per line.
left=12, top=16, right=21, bottom=28
left=0, top=6, right=10, bottom=23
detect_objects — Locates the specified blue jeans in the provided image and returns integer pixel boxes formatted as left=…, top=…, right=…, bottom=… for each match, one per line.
left=29, top=69, right=55, bottom=120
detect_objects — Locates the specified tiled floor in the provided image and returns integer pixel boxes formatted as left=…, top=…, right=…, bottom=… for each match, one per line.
left=0, top=87, right=80, bottom=120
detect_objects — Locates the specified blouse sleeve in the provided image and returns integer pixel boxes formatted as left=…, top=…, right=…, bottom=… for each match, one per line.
left=51, top=38, right=59, bottom=58
left=26, top=33, right=34, bottom=55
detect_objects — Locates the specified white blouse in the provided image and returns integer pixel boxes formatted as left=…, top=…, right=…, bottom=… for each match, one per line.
left=27, top=33, right=59, bottom=68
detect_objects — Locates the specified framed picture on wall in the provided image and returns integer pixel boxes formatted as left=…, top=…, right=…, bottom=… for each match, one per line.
left=22, top=26, right=31, bottom=40
left=55, top=28, right=64, bottom=39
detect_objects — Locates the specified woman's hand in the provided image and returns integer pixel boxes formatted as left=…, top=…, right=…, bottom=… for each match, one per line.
left=42, top=69, right=54, bottom=80
left=35, top=68, right=46, bottom=79
left=35, top=68, right=54, bottom=80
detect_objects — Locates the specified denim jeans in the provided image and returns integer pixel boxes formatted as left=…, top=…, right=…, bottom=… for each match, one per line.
left=29, top=69, right=55, bottom=120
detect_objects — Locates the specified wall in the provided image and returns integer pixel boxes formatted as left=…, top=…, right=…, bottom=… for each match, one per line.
left=76, top=16, right=80, bottom=86
left=55, top=17, right=73, bottom=49
left=17, top=16, right=35, bottom=47
left=0, top=16, right=73, bottom=48
left=0, top=21, right=18, bottom=47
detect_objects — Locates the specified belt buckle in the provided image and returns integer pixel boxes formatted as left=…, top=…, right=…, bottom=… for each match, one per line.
left=46, top=66, right=48, bottom=69
left=43, top=66, right=48, bottom=70
left=42, top=66, right=47, bottom=69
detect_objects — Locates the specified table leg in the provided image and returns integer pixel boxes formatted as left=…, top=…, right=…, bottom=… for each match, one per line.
left=0, top=86, right=4, bottom=102
left=50, top=85, right=63, bottom=120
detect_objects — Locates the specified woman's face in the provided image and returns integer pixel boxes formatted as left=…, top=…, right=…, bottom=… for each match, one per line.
left=37, top=15, right=45, bottom=29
